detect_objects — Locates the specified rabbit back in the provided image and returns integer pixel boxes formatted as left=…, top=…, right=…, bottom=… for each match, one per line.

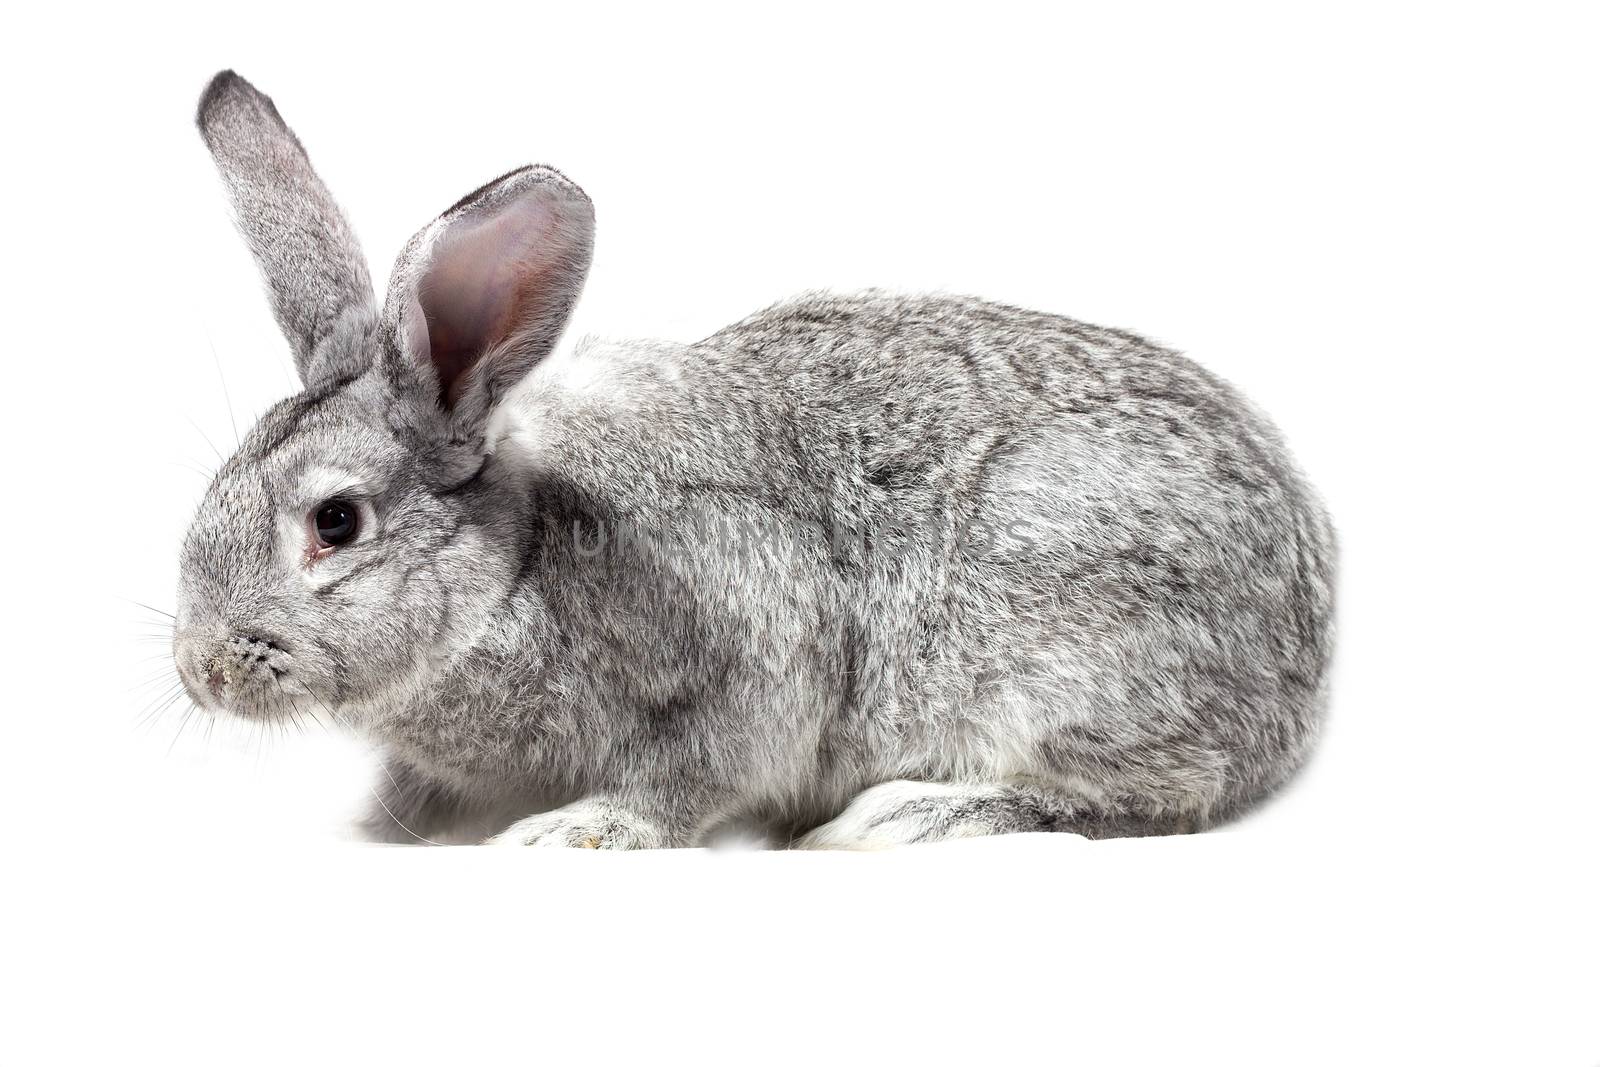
left=466, top=290, right=1334, bottom=828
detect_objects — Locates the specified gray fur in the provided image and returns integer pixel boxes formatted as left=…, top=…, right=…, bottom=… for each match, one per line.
left=175, top=72, right=1335, bottom=848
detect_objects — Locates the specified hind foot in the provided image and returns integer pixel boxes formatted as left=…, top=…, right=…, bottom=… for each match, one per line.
left=792, top=779, right=1098, bottom=850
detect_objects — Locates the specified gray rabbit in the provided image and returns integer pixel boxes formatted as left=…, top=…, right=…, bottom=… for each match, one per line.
left=173, top=71, right=1335, bottom=848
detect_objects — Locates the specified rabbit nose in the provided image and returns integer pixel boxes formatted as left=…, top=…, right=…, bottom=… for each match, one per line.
left=172, top=626, right=231, bottom=708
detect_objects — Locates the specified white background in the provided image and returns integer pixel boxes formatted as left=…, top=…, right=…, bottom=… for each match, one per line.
left=3, top=2, right=1596, bottom=1063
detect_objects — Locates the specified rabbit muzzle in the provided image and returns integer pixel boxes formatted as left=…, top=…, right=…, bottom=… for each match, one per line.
left=173, top=628, right=296, bottom=719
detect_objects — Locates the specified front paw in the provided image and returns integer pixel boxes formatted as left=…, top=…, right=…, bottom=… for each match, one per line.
left=485, top=798, right=666, bottom=849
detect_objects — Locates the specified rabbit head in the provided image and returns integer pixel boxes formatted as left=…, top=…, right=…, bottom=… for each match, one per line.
left=172, top=71, right=593, bottom=721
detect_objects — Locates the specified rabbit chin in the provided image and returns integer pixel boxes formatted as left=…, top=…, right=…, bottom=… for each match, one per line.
left=221, top=682, right=316, bottom=723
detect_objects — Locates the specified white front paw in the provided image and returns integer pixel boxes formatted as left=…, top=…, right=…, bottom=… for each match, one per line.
left=486, top=799, right=665, bottom=849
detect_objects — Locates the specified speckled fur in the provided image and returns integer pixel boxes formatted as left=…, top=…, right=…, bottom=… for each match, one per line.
left=175, top=72, right=1335, bottom=847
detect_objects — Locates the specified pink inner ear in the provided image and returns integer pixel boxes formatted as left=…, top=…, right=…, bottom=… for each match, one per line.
left=417, top=199, right=562, bottom=406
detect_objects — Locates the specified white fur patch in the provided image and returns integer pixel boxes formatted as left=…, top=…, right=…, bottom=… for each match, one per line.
left=793, top=781, right=1006, bottom=851
left=491, top=337, right=685, bottom=467
left=295, top=464, right=369, bottom=506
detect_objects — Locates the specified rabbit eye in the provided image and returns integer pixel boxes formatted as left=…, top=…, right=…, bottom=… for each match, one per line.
left=312, top=499, right=359, bottom=548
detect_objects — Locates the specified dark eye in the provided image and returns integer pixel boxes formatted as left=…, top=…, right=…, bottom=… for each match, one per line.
left=313, top=499, right=359, bottom=548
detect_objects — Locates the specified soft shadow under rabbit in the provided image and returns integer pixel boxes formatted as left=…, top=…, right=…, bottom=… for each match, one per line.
left=172, top=71, right=1335, bottom=848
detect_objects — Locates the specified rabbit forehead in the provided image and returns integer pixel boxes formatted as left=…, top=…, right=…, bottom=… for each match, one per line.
left=238, top=387, right=402, bottom=487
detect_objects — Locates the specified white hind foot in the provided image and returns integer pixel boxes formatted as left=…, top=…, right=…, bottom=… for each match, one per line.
left=792, top=779, right=1090, bottom=850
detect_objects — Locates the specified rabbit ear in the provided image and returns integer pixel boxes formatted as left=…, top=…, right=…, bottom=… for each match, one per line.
left=384, top=165, right=594, bottom=434
left=196, top=71, right=376, bottom=383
